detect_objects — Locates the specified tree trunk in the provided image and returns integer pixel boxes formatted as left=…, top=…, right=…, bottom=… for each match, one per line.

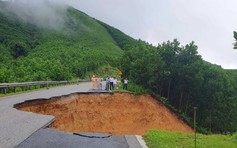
left=158, top=85, right=162, bottom=95
left=185, top=94, right=190, bottom=114
left=209, top=110, right=212, bottom=133
left=167, top=79, right=171, bottom=100
left=179, top=91, right=183, bottom=110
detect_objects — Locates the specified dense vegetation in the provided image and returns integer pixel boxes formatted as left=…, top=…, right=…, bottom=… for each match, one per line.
left=0, top=1, right=237, bottom=134
left=234, top=31, right=237, bottom=49
left=144, top=130, right=237, bottom=148
left=0, top=1, right=122, bottom=82
left=99, top=22, right=237, bottom=133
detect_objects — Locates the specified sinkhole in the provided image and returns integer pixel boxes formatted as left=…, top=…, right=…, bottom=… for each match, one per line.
left=15, top=92, right=193, bottom=135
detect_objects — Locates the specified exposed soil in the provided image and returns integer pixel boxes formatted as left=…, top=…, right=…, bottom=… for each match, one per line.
left=16, top=92, right=193, bottom=135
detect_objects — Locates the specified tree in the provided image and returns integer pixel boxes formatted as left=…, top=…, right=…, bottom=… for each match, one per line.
left=234, top=31, right=237, bottom=49
left=9, top=41, right=29, bottom=59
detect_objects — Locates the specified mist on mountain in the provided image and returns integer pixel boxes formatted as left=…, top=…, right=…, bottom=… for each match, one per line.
left=0, top=0, right=69, bottom=30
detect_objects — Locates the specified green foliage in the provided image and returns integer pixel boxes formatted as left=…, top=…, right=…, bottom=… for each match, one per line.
left=144, top=130, right=237, bottom=148
left=1, top=1, right=237, bottom=134
left=85, top=65, right=120, bottom=79
left=0, top=2, right=123, bottom=82
left=232, top=132, right=237, bottom=142
left=0, top=44, right=12, bottom=63
left=97, top=20, right=138, bottom=51
left=100, top=21, right=237, bottom=133
left=126, top=82, right=149, bottom=94
left=234, top=31, right=237, bottom=49
left=9, top=41, right=29, bottom=59
left=120, top=38, right=237, bottom=133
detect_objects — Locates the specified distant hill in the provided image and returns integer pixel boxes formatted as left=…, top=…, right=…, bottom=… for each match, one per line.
left=1, top=1, right=237, bottom=134
left=225, top=69, right=237, bottom=88
left=0, top=1, right=125, bottom=82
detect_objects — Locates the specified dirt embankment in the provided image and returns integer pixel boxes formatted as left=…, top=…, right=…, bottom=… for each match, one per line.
left=16, top=92, right=193, bottom=135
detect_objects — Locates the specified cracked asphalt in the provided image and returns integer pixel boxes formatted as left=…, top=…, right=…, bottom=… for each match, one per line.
left=0, top=82, right=147, bottom=148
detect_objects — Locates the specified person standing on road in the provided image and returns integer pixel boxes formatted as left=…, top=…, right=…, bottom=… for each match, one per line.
left=96, top=76, right=99, bottom=90
left=113, top=77, right=117, bottom=89
left=105, top=76, right=110, bottom=90
left=91, top=75, right=96, bottom=90
left=109, top=77, right=114, bottom=90
left=123, top=78, right=128, bottom=90
left=99, top=76, right=103, bottom=90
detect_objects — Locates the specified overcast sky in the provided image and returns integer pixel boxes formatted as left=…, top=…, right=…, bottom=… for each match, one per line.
left=57, top=0, right=236, bottom=69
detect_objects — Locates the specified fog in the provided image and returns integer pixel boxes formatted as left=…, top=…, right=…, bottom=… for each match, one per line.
left=1, top=0, right=237, bottom=69
left=0, top=0, right=69, bottom=30
left=54, top=0, right=237, bottom=69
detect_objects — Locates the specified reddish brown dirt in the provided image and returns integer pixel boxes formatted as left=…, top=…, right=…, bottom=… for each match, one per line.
left=16, top=92, right=193, bottom=135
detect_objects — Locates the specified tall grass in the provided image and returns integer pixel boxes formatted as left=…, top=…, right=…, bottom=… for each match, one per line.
left=144, top=130, right=237, bottom=148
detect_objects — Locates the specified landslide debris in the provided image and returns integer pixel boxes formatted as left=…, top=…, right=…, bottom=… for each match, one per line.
left=16, top=92, right=193, bottom=135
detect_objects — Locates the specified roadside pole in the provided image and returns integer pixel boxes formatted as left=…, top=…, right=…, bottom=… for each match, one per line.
left=194, top=107, right=197, bottom=148
left=47, top=77, right=49, bottom=89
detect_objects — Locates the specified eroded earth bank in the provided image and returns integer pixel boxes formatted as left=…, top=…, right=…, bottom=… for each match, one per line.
left=16, top=92, right=193, bottom=135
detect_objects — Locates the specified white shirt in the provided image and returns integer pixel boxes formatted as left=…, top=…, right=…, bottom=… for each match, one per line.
left=109, top=77, right=114, bottom=83
left=113, top=79, right=117, bottom=84
left=124, top=79, right=128, bottom=84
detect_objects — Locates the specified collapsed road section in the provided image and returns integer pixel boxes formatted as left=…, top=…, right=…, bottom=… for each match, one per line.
left=15, top=92, right=193, bottom=135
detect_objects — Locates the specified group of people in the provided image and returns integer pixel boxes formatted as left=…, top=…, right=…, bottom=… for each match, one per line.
left=105, top=76, right=118, bottom=90
left=105, top=76, right=129, bottom=90
left=91, top=75, right=103, bottom=90
left=91, top=75, right=128, bottom=91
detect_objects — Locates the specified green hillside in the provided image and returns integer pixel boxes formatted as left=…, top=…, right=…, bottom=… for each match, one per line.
left=0, top=1, right=122, bottom=82
left=100, top=21, right=237, bottom=133
left=0, top=1, right=237, bottom=135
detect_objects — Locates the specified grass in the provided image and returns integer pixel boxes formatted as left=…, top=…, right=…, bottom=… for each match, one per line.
left=111, top=81, right=131, bottom=93
left=144, top=130, right=237, bottom=148
left=0, top=87, right=45, bottom=97
left=111, top=81, right=149, bottom=94
left=112, top=88, right=130, bottom=93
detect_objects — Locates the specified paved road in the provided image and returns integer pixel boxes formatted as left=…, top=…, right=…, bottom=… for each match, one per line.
left=0, top=82, right=147, bottom=148
left=17, top=129, right=130, bottom=148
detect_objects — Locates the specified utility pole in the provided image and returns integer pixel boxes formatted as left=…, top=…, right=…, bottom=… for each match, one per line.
left=46, top=77, right=49, bottom=89
left=193, top=107, right=197, bottom=148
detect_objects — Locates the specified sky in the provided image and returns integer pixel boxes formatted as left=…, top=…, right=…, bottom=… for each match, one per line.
left=5, top=0, right=237, bottom=69
left=52, top=0, right=237, bottom=69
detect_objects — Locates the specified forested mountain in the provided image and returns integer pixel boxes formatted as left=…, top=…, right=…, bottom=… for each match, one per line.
left=0, top=1, right=237, bottom=133
left=98, top=22, right=237, bottom=133
left=119, top=38, right=237, bottom=133
left=0, top=1, right=123, bottom=82
left=98, top=23, right=237, bottom=133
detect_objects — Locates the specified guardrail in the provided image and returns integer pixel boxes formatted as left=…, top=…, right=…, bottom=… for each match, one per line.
left=0, top=80, right=87, bottom=94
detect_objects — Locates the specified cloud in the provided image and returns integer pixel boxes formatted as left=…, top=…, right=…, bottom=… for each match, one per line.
left=1, top=0, right=237, bottom=69
left=1, top=0, right=69, bottom=30
left=60, top=0, right=237, bottom=69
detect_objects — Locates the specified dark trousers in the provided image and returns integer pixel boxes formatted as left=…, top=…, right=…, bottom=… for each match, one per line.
left=123, top=84, right=127, bottom=90
left=110, top=82, right=114, bottom=90
left=105, top=82, right=109, bottom=90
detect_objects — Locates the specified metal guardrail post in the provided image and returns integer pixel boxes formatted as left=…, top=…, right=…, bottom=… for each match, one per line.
left=21, top=86, right=25, bottom=91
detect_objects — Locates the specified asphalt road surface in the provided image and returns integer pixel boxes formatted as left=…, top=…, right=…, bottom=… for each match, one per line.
left=0, top=82, right=147, bottom=148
